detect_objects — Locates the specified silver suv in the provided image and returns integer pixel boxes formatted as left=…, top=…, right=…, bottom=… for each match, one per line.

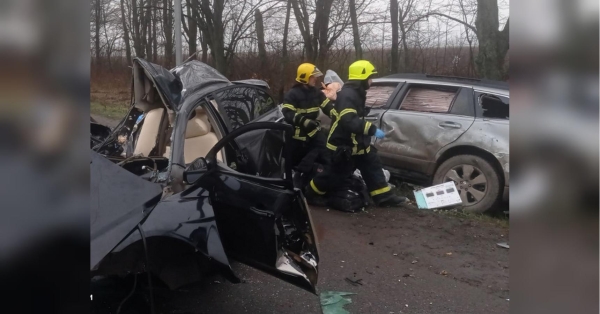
left=319, top=74, right=508, bottom=213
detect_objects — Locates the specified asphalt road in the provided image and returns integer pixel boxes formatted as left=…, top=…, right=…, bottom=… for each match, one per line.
left=93, top=205, right=509, bottom=314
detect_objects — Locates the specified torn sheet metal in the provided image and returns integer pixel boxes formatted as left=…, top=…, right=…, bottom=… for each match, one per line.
left=497, top=242, right=510, bottom=249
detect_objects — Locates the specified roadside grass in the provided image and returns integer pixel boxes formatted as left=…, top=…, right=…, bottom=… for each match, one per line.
left=436, top=209, right=509, bottom=229
left=91, top=102, right=129, bottom=120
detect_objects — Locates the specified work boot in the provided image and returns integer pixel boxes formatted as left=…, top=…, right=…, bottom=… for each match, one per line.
left=373, top=193, right=408, bottom=208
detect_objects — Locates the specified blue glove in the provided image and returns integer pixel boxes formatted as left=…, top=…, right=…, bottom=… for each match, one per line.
left=375, top=129, right=385, bottom=139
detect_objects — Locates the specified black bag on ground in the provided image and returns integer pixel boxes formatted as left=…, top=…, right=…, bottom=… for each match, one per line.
left=326, top=188, right=365, bottom=213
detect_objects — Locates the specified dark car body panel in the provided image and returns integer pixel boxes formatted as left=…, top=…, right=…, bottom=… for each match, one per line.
left=90, top=150, right=162, bottom=269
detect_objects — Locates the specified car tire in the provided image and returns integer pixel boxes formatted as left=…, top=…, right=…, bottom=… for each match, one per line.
left=433, top=154, right=501, bottom=214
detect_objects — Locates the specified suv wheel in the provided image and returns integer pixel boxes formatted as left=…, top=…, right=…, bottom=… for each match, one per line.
left=433, top=154, right=501, bottom=213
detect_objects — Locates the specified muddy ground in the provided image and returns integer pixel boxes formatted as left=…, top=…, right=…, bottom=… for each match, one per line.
left=92, top=204, right=509, bottom=314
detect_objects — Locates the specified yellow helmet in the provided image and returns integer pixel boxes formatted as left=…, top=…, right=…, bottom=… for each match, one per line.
left=296, top=63, right=323, bottom=84
left=348, top=60, right=378, bottom=80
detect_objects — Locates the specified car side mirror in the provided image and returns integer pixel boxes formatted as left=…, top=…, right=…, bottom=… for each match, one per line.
left=184, top=157, right=209, bottom=185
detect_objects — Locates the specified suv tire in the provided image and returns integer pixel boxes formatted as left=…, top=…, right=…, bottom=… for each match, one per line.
left=433, top=154, right=501, bottom=213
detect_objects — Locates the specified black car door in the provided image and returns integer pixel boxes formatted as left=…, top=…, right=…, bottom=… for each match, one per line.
left=187, top=122, right=320, bottom=293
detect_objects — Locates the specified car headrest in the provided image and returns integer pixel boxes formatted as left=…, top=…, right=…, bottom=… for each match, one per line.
left=185, top=112, right=211, bottom=138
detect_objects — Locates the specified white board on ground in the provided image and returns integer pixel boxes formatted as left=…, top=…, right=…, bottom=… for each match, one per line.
left=414, top=181, right=463, bottom=209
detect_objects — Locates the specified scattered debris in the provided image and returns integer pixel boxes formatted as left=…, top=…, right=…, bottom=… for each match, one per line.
left=393, top=253, right=398, bottom=256
left=366, top=270, right=374, bottom=275
left=440, top=270, right=448, bottom=276
left=413, top=182, right=463, bottom=209
left=345, top=278, right=363, bottom=286
left=402, top=274, right=411, bottom=278
left=369, top=242, right=374, bottom=245
left=411, top=260, right=418, bottom=264
left=497, top=242, right=509, bottom=249
left=341, top=261, right=345, bottom=263
left=320, top=291, right=356, bottom=314
left=327, top=209, right=330, bottom=212
left=446, top=252, right=453, bottom=256
left=214, top=281, right=221, bottom=284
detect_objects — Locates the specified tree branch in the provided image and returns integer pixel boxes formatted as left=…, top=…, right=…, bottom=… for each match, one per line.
left=425, top=12, right=477, bottom=34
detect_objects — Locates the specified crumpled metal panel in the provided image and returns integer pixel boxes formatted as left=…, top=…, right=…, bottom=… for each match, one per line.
left=134, top=58, right=182, bottom=110
left=171, top=60, right=232, bottom=109
left=90, top=150, right=163, bottom=269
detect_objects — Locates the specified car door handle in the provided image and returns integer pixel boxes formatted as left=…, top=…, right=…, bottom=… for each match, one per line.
left=365, top=115, right=379, bottom=121
left=439, top=121, right=462, bottom=129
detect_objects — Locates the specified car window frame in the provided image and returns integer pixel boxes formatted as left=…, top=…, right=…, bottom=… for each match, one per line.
left=473, top=90, right=510, bottom=120
left=204, top=122, right=294, bottom=189
left=209, top=84, right=277, bottom=133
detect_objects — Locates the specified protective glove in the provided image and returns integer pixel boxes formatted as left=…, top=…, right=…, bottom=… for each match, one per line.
left=302, top=118, right=319, bottom=132
left=374, top=129, right=385, bottom=139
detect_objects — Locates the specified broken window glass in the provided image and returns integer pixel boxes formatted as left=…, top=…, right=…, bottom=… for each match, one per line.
left=214, top=86, right=276, bottom=130
left=478, top=94, right=509, bottom=119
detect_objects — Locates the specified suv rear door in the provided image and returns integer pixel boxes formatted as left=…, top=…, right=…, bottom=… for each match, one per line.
left=373, top=83, right=476, bottom=176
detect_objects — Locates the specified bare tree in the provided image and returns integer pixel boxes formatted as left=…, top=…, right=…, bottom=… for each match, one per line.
left=120, top=0, right=132, bottom=62
left=390, top=0, right=399, bottom=72
left=94, top=0, right=102, bottom=65
left=349, top=0, right=362, bottom=59
left=427, top=0, right=509, bottom=79
left=255, top=9, right=267, bottom=69
left=279, top=0, right=291, bottom=100
left=163, top=0, right=174, bottom=66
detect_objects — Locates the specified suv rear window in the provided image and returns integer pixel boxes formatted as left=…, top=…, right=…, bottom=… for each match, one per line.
left=400, top=85, right=459, bottom=113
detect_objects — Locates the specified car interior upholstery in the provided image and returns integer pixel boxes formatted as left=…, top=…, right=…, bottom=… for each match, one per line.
left=132, top=63, right=223, bottom=164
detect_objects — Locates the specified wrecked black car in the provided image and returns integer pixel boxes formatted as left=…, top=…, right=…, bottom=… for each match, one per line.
left=91, top=58, right=319, bottom=294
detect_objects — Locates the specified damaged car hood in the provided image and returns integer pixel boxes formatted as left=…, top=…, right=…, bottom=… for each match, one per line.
left=90, top=150, right=163, bottom=269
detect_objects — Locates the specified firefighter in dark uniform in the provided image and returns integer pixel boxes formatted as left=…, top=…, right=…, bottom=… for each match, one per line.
left=282, top=63, right=337, bottom=177
left=307, top=60, right=408, bottom=207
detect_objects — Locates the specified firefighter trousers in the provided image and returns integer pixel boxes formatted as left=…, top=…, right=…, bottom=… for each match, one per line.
left=309, top=146, right=393, bottom=199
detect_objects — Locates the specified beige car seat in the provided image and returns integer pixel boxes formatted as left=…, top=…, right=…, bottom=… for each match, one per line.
left=183, top=109, right=220, bottom=164
left=133, top=108, right=164, bottom=157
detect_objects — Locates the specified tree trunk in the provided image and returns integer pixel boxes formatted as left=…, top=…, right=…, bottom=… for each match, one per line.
left=187, top=1, right=198, bottom=58
left=279, top=0, right=291, bottom=102
left=390, top=0, right=399, bottom=73
left=133, top=0, right=145, bottom=57
left=143, top=1, right=152, bottom=61
left=316, top=0, right=334, bottom=67
left=255, top=9, right=267, bottom=70
left=120, top=0, right=132, bottom=63
left=290, top=0, right=314, bottom=62
left=163, top=0, right=173, bottom=66
left=399, top=18, right=409, bottom=72
left=94, top=0, right=102, bottom=65
left=200, top=29, right=208, bottom=63
left=349, top=0, right=362, bottom=59
left=152, top=0, right=158, bottom=62
left=474, top=0, right=508, bottom=80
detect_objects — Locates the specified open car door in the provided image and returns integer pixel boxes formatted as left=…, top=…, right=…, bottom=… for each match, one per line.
left=184, top=122, right=320, bottom=293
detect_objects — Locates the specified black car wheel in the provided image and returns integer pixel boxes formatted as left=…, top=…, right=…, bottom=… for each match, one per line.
left=433, top=154, right=501, bottom=213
